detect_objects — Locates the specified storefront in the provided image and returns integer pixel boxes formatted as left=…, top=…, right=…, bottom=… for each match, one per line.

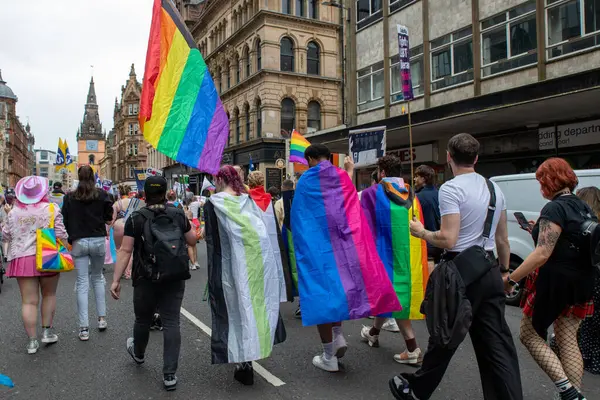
left=221, top=139, right=286, bottom=189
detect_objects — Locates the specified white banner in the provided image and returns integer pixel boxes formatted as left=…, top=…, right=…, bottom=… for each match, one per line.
left=539, top=119, right=600, bottom=150
left=349, top=127, right=386, bottom=168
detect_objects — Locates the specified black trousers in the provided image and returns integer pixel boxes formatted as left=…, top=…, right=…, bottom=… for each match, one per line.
left=133, top=280, right=185, bottom=375
left=405, top=267, right=523, bottom=400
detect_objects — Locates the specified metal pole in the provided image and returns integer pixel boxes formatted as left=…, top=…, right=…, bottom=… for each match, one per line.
left=408, top=101, right=414, bottom=218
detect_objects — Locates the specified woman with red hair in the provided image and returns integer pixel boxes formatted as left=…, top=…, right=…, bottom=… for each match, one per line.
left=505, top=158, right=597, bottom=400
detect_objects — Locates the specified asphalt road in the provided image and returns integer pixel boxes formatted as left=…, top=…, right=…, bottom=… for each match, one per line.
left=1, top=243, right=599, bottom=399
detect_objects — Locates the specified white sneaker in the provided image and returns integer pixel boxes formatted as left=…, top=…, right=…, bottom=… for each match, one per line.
left=98, top=319, right=108, bottom=331
left=360, top=325, right=380, bottom=348
left=382, top=319, right=400, bottom=332
left=312, top=353, right=339, bottom=372
left=393, top=348, right=422, bottom=365
left=27, top=338, right=40, bottom=354
left=333, top=333, right=348, bottom=359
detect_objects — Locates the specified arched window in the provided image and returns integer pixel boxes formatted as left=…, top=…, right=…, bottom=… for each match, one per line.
left=244, top=103, right=251, bottom=141
left=282, top=0, right=291, bottom=14
left=217, top=67, right=222, bottom=93
left=307, top=41, right=320, bottom=75
left=235, top=56, right=241, bottom=83
left=280, top=37, right=294, bottom=72
left=280, top=98, right=295, bottom=137
left=256, top=39, right=262, bottom=71
left=235, top=108, right=241, bottom=143
left=89, top=154, right=95, bottom=165
left=226, top=112, right=231, bottom=145
left=255, top=99, right=262, bottom=138
left=307, top=101, right=321, bottom=133
left=244, top=46, right=251, bottom=78
left=225, top=61, right=231, bottom=89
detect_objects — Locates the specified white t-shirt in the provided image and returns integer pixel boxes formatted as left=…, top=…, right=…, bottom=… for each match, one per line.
left=189, top=200, right=201, bottom=219
left=439, top=172, right=506, bottom=252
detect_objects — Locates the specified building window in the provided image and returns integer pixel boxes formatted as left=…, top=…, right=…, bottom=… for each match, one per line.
left=256, top=40, right=262, bottom=71
left=244, top=47, right=251, bottom=78
left=430, top=26, right=474, bottom=91
left=235, top=110, right=241, bottom=143
left=129, top=166, right=135, bottom=178
left=390, top=0, right=417, bottom=13
left=128, top=104, right=134, bottom=115
left=226, top=62, right=231, bottom=89
left=282, top=0, right=291, bottom=14
left=217, top=67, right=222, bottom=92
left=245, top=108, right=251, bottom=141
left=481, top=1, right=537, bottom=77
left=307, top=101, right=321, bottom=133
left=356, top=0, right=383, bottom=30
left=280, top=98, right=295, bottom=137
left=89, top=154, right=95, bottom=165
left=236, top=58, right=241, bottom=83
left=133, top=104, right=139, bottom=114
left=307, top=41, right=320, bottom=75
left=134, top=143, right=138, bottom=155
left=280, top=37, right=295, bottom=72
left=357, top=61, right=384, bottom=111
left=309, top=0, right=319, bottom=18
left=128, top=123, right=134, bottom=135
left=296, top=0, right=305, bottom=16
left=390, top=45, right=424, bottom=102
left=40, top=151, right=48, bottom=160
left=547, top=0, right=600, bottom=59
left=134, top=123, right=139, bottom=135
left=256, top=99, right=262, bottom=138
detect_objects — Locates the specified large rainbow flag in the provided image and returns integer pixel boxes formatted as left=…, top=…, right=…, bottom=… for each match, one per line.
left=139, top=0, right=228, bottom=175
left=289, top=130, right=310, bottom=165
left=291, top=161, right=401, bottom=326
left=361, top=180, right=429, bottom=320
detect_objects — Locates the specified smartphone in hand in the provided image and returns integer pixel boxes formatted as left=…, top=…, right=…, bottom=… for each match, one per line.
left=514, top=212, right=532, bottom=231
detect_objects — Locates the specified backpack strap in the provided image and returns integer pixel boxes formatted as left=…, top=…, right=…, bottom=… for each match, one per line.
left=483, top=179, right=497, bottom=240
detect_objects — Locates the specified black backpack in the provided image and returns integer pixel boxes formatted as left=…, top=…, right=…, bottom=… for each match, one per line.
left=581, top=219, right=600, bottom=272
left=138, top=206, right=191, bottom=282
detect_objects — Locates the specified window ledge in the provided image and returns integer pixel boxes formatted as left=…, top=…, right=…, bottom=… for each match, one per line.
left=356, top=16, right=384, bottom=33
left=390, top=93, right=424, bottom=105
left=357, top=104, right=385, bottom=115
left=480, top=63, right=537, bottom=81
left=546, top=44, right=600, bottom=64
left=430, top=80, right=474, bottom=95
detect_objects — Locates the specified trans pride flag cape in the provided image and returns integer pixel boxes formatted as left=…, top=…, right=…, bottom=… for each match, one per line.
left=291, top=161, right=401, bottom=326
left=205, top=193, right=286, bottom=364
left=361, top=180, right=429, bottom=320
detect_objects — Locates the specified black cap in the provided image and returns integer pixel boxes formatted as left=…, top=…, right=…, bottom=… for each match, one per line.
left=144, top=175, right=167, bottom=196
left=53, top=182, right=63, bottom=189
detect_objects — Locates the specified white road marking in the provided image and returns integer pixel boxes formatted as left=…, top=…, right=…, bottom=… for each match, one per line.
left=180, top=307, right=286, bottom=387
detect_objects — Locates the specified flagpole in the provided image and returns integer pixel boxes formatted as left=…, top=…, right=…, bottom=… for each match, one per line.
left=407, top=100, right=414, bottom=219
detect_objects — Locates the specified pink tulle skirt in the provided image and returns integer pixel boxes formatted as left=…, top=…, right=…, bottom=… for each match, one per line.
left=6, top=255, right=58, bottom=278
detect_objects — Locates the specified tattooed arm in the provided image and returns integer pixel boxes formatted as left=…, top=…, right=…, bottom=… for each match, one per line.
left=410, top=213, right=461, bottom=249
left=509, top=219, right=562, bottom=282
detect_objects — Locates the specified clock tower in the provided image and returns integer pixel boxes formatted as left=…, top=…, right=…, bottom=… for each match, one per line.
left=77, top=76, right=106, bottom=170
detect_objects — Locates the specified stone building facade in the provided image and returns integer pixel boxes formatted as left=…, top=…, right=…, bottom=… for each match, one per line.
left=310, top=0, right=600, bottom=188
left=0, top=70, right=35, bottom=187
left=77, top=77, right=106, bottom=171
left=108, top=65, right=147, bottom=185
left=189, top=0, right=343, bottom=183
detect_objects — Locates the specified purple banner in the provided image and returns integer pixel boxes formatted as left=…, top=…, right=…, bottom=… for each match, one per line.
left=397, top=25, right=413, bottom=101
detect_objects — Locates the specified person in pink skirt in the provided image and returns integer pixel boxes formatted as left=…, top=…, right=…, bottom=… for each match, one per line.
left=2, top=176, right=67, bottom=354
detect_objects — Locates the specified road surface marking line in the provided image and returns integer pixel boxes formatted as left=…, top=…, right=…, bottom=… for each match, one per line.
left=180, top=307, right=286, bottom=387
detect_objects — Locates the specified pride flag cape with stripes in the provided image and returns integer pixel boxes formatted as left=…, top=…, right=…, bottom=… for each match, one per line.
left=360, top=180, right=429, bottom=320
left=139, top=0, right=229, bottom=175
left=291, top=161, right=401, bottom=326
left=205, top=192, right=286, bottom=364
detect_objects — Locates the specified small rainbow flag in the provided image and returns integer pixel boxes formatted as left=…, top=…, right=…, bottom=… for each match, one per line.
left=139, top=0, right=229, bottom=175
left=289, top=130, right=310, bottom=165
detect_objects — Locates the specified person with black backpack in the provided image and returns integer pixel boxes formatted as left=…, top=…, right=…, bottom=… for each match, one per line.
left=110, top=176, right=197, bottom=392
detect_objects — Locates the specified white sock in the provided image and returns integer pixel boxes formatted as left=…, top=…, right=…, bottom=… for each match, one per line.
left=332, top=326, right=343, bottom=339
left=555, top=377, right=572, bottom=392
left=322, top=341, right=334, bottom=358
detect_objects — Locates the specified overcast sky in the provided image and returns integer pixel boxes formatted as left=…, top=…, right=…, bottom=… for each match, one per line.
left=0, top=0, right=153, bottom=155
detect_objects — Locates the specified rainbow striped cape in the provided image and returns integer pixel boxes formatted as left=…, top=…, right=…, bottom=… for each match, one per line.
left=360, top=180, right=429, bottom=320
left=139, top=0, right=228, bottom=174
left=205, top=193, right=286, bottom=364
left=291, top=161, right=401, bottom=326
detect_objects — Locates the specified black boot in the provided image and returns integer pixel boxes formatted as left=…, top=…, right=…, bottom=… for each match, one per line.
left=234, top=362, right=254, bottom=386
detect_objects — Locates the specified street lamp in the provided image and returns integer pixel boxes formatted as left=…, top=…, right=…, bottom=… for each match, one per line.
left=322, top=1, right=350, bottom=126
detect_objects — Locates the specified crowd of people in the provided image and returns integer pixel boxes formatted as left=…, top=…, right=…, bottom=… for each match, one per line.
left=0, top=133, right=599, bottom=399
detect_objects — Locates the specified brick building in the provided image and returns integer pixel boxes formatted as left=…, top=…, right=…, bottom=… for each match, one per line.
left=189, top=0, right=344, bottom=184
left=0, top=70, right=35, bottom=187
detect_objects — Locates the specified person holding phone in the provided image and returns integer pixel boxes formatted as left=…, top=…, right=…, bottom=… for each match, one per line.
left=504, top=158, right=596, bottom=400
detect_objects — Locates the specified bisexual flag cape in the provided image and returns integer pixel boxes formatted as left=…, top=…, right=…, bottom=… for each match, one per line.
left=280, top=190, right=298, bottom=297
left=291, top=161, right=401, bottom=326
left=205, top=192, right=286, bottom=364
left=361, top=180, right=429, bottom=320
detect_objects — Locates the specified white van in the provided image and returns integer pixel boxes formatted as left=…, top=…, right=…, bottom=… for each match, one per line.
left=491, top=169, right=600, bottom=306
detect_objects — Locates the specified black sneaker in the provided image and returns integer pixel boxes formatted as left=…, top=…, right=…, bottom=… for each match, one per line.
left=150, top=313, right=163, bottom=331
left=126, top=337, right=144, bottom=365
left=234, top=363, right=254, bottom=386
left=389, top=374, right=418, bottom=400
left=163, top=374, right=177, bottom=391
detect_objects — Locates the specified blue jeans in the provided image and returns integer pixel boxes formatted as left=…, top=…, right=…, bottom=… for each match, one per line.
left=72, top=237, right=106, bottom=328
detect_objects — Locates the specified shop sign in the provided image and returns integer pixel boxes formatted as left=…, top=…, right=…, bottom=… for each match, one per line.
left=538, top=119, right=600, bottom=150
left=349, top=127, right=386, bottom=168
left=388, top=144, right=433, bottom=164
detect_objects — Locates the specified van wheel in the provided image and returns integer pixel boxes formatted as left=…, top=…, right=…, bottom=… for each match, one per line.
left=505, top=260, right=524, bottom=307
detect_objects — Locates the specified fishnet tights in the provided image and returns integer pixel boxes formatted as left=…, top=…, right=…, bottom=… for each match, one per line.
left=520, top=315, right=583, bottom=389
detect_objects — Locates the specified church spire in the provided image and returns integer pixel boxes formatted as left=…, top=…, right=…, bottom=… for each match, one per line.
left=129, top=63, right=136, bottom=78
left=87, top=76, right=97, bottom=105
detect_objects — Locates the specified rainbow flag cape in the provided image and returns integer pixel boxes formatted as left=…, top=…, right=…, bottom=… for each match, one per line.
left=139, top=0, right=229, bottom=175
left=291, top=161, right=401, bottom=326
left=289, top=130, right=310, bottom=165
left=361, top=180, right=429, bottom=320
left=205, top=193, right=286, bottom=363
